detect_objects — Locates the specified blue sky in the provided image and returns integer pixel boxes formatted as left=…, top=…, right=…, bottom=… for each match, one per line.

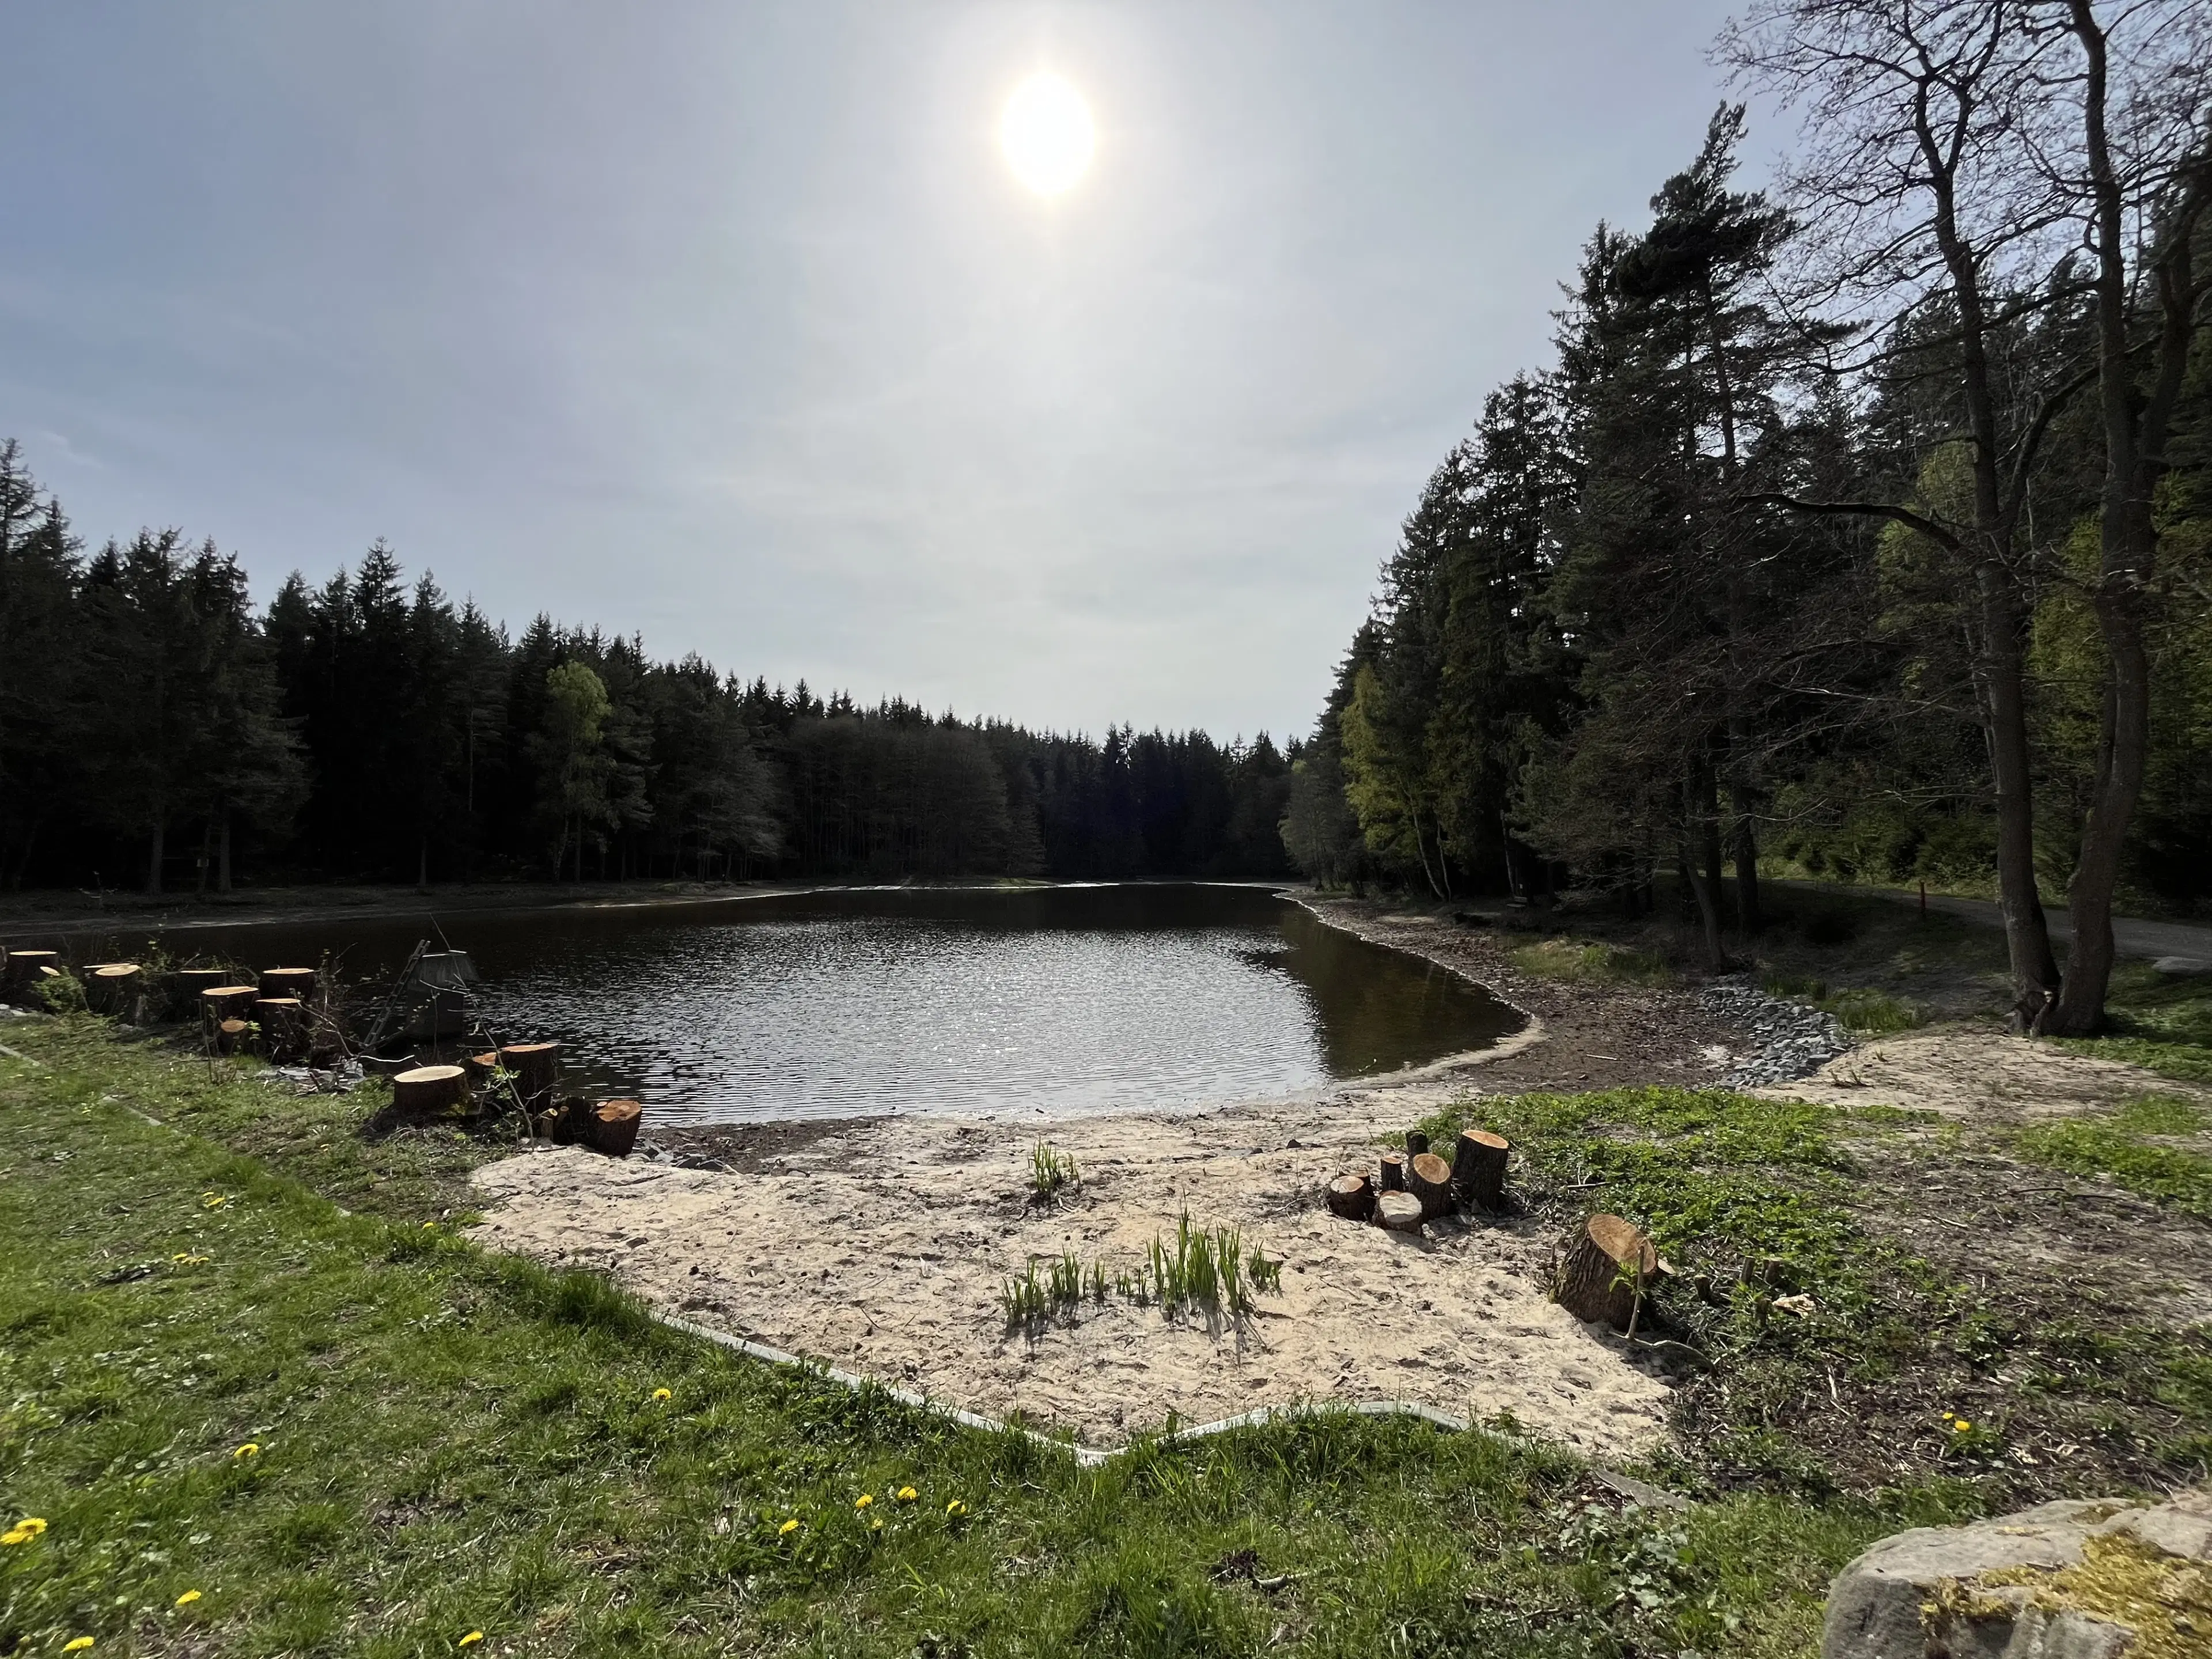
left=2, top=2, right=1763, bottom=739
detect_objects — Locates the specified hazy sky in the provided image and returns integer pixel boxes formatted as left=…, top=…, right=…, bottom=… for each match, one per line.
left=2, top=2, right=1768, bottom=740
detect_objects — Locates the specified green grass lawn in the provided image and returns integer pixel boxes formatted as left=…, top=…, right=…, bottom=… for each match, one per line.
left=0, top=1018, right=2156, bottom=1658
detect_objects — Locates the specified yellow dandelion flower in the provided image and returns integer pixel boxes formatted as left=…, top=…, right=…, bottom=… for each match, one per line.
left=7, top=1518, right=47, bottom=1539
left=64, top=1642, right=94, bottom=1654
left=176, top=1590, right=202, bottom=1607
left=233, top=1442, right=260, bottom=1459
left=0, top=1530, right=28, bottom=1547
left=778, top=1518, right=800, bottom=1536
left=458, top=1633, right=484, bottom=1649
left=946, top=1499, right=967, bottom=1518
left=896, top=1486, right=918, bottom=1502
left=854, top=1493, right=873, bottom=1510
left=202, top=1192, right=229, bottom=1209
left=1952, top=1419, right=1973, bottom=1433
left=652, top=1388, right=671, bottom=1401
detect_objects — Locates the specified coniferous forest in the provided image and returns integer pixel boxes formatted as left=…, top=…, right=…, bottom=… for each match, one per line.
left=1283, top=9, right=2212, bottom=1035
left=0, top=449, right=1296, bottom=896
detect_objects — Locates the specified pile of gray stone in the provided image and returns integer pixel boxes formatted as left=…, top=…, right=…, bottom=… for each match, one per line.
left=1700, top=975, right=1853, bottom=1086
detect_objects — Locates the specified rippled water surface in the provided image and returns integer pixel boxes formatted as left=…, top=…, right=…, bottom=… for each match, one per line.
left=142, top=885, right=1520, bottom=1123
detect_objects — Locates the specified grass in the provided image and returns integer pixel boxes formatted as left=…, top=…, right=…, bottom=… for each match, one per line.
left=1512, top=938, right=1676, bottom=987
left=2014, top=1122, right=2212, bottom=1219
left=1408, top=1085, right=2212, bottom=1494
left=999, top=1216, right=1284, bottom=1330
left=1, top=1013, right=2200, bottom=1656
left=1759, top=973, right=1923, bottom=1035
left=1029, top=1141, right=1078, bottom=1199
left=2054, top=963, right=2212, bottom=1086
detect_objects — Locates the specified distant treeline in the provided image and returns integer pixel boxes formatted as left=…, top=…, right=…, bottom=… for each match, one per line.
left=0, top=455, right=1294, bottom=892
left=1285, top=5, right=2211, bottom=1035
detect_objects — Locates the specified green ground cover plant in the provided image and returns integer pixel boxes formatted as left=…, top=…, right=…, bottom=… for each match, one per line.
left=2013, top=1122, right=2212, bottom=1220
left=1510, top=938, right=1675, bottom=987
left=0, top=1019, right=1956, bottom=1659
left=1758, top=974, right=1923, bottom=1035
left=1407, top=1086, right=2212, bottom=1495
left=2056, top=964, right=2212, bottom=1086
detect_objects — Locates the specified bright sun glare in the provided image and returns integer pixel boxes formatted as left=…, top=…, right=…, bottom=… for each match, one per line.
left=1000, top=74, right=1094, bottom=196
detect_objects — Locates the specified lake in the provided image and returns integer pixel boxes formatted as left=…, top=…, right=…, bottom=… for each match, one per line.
left=109, top=884, right=1521, bottom=1124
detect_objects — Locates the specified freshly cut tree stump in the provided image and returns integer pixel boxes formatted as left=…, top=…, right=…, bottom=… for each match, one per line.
left=216, top=1018, right=250, bottom=1056
left=465, top=1050, right=501, bottom=1084
left=202, top=985, right=260, bottom=1028
left=253, top=998, right=307, bottom=1062
left=1374, top=1190, right=1426, bottom=1234
left=1407, top=1151, right=1456, bottom=1219
left=1404, top=1130, right=1430, bottom=1157
left=589, top=1099, right=643, bottom=1157
left=4, top=951, right=60, bottom=1003
left=1451, top=1129, right=1510, bottom=1211
left=1325, top=1172, right=1376, bottom=1221
left=497, top=1042, right=561, bottom=1118
left=1378, top=1152, right=1408, bottom=1192
left=359, top=1052, right=417, bottom=1080
left=173, top=967, right=229, bottom=998
left=90, top=964, right=143, bottom=1016
left=1554, top=1213, right=1658, bottom=1331
left=391, top=1064, right=470, bottom=1117
left=258, top=967, right=319, bottom=1003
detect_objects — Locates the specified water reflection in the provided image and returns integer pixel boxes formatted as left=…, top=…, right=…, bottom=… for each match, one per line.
left=111, top=885, right=1520, bottom=1124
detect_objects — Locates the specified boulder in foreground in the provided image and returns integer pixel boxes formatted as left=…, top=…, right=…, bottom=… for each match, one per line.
left=1824, top=1488, right=2210, bottom=1659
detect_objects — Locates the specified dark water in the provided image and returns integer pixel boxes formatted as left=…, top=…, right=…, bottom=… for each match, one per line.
left=105, top=885, right=1520, bottom=1124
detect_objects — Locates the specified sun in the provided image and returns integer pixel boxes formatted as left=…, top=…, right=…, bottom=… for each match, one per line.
left=999, top=74, right=1094, bottom=196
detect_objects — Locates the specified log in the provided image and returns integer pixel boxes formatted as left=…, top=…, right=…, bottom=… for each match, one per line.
left=589, top=1099, right=643, bottom=1157
left=253, top=998, right=308, bottom=1062
left=1451, top=1129, right=1510, bottom=1211
left=1324, top=1171, right=1376, bottom=1221
left=258, top=966, right=319, bottom=1003
left=1554, top=1213, right=1658, bottom=1331
left=3, top=950, right=60, bottom=1003
left=1404, top=1130, right=1430, bottom=1157
left=1374, top=1190, right=1426, bottom=1234
left=391, top=1063, right=470, bottom=1117
left=90, top=963, right=143, bottom=1016
left=1407, top=1151, right=1456, bottom=1219
left=215, top=1018, right=249, bottom=1056
left=1378, top=1152, right=1407, bottom=1192
left=497, top=1042, right=561, bottom=1119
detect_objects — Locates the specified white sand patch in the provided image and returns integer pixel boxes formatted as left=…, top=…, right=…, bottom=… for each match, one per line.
left=468, top=1090, right=1673, bottom=1459
left=1756, top=1025, right=2207, bottom=1120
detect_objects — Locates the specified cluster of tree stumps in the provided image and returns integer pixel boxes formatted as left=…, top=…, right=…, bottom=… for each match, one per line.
left=1, top=944, right=646, bottom=1158
left=1324, top=1122, right=1665, bottom=1336
left=1324, top=1126, right=1512, bottom=1234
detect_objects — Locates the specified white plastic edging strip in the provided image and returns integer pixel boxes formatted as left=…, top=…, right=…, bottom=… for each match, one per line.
left=649, top=1309, right=1471, bottom=1467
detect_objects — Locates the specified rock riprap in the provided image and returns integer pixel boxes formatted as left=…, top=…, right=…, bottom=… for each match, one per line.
left=1823, top=1489, right=2210, bottom=1659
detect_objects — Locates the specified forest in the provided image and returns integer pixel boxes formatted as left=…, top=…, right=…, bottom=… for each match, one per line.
left=1281, top=3, right=2212, bottom=1033
left=0, top=461, right=1295, bottom=896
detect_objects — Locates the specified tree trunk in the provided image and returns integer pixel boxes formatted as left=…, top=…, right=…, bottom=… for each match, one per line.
left=1377, top=1152, right=1407, bottom=1192
left=257, top=967, right=318, bottom=1002
left=392, top=1064, right=470, bottom=1116
left=201, top=984, right=259, bottom=1029
left=588, top=1098, right=642, bottom=1157
left=145, top=815, right=165, bottom=896
left=196, top=821, right=211, bottom=896
left=498, top=1041, right=562, bottom=1120
left=218, top=810, right=232, bottom=892
left=1451, top=1129, right=1509, bottom=1210
left=253, top=998, right=307, bottom=1062
left=1325, top=1172, right=1376, bottom=1221
left=1731, top=786, right=1762, bottom=934
left=1407, top=1152, right=1455, bottom=1219
left=90, top=964, right=143, bottom=1018
left=1374, top=1190, right=1425, bottom=1234
left=418, top=837, right=430, bottom=895
left=1978, top=575, right=2062, bottom=1025
left=1554, top=1213, right=1657, bottom=1331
